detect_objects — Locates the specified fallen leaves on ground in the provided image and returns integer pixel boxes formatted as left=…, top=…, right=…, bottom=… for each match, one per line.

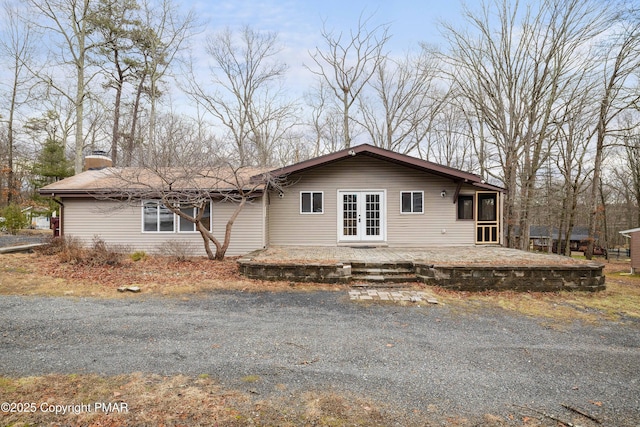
left=0, top=252, right=344, bottom=297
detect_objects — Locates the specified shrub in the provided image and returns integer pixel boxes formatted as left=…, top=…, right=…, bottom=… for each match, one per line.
left=35, top=236, right=66, bottom=256
left=130, top=251, right=147, bottom=262
left=52, top=236, right=85, bottom=264
left=160, top=240, right=193, bottom=262
left=38, top=235, right=124, bottom=266
left=1, top=204, right=29, bottom=235
left=85, top=236, right=124, bottom=266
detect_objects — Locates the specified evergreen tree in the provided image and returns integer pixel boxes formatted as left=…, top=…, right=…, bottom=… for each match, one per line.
left=31, top=138, right=74, bottom=189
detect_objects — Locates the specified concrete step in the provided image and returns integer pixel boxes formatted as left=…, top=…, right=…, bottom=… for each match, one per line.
left=350, top=262, right=418, bottom=286
left=351, top=273, right=417, bottom=281
left=351, top=280, right=417, bottom=288
left=351, top=262, right=414, bottom=270
left=351, top=267, right=414, bottom=275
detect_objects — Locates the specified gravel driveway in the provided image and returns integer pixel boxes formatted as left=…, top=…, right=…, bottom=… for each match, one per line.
left=1, top=291, right=639, bottom=425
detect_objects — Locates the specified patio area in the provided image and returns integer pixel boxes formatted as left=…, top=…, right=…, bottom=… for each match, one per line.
left=238, top=246, right=606, bottom=292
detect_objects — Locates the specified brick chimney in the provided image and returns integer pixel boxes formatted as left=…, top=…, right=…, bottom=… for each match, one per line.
left=84, top=150, right=113, bottom=171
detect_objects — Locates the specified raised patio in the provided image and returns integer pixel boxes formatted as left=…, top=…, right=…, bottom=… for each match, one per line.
left=238, top=246, right=606, bottom=292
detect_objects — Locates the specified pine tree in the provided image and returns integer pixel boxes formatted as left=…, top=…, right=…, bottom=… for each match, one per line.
left=31, top=138, right=73, bottom=188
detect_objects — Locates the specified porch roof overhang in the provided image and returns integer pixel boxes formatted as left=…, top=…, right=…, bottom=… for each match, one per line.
left=619, top=228, right=640, bottom=238
left=258, top=144, right=504, bottom=192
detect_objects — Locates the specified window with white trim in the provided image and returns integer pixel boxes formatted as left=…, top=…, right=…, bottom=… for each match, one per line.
left=143, top=201, right=212, bottom=233
left=179, top=203, right=211, bottom=232
left=301, top=191, right=323, bottom=213
left=143, top=201, right=174, bottom=232
left=400, top=191, right=423, bottom=214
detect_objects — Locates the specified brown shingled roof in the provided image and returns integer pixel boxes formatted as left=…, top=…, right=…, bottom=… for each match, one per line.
left=262, top=144, right=504, bottom=191
left=39, top=166, right=270, bottom=197
left=40, top=145, right=503, bottom=197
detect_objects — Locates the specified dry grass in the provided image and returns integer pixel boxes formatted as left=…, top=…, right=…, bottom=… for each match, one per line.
left=0, top=373, right=423, bottom=426
left=0, top=251, right=343, bottom=298
left=0, top=372, right=557, bottom=426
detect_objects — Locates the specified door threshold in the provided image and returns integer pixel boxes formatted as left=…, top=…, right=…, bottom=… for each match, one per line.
left=337, top=243, right=388, bottom=248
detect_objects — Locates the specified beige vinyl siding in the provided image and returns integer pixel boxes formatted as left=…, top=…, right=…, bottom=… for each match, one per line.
left=263, top=193, right=270, bottom=247
left=268, top=155, right=478, bottom=247
left=62, top=197, right=264, bottom=256
left=211, top=197, right=265, bottom=255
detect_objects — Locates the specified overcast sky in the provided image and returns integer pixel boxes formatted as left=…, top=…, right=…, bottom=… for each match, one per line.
left=182, top=0, right=466, bottom=98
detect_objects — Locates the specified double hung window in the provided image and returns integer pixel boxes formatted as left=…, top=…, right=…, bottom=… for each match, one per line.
left=143, top=201, right=211, bottom=233
left=400, top=191, right=423, bottom=214
left=301, top=191, right=323, bottom=214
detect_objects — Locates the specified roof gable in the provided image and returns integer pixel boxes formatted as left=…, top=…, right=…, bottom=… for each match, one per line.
left=264, top=144, right=503, bottom=191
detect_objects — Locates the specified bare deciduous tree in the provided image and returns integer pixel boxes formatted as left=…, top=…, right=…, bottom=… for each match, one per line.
left=307, top=13, right=390, bottom=148
left=552, top=83, right=595, bottom=256
left=185, top=26, right=296, bottom=167
left=623, top=132, right=640, bottom=227
left=27, top=0, right=103, bottom=174
left=585, top=16, right=640, bottom=258
left=305, top=81, right=344, bottom=156
left=101, top=118, right=284, bottom=260
left=137, top=0, right=196, bottom=150
left=0, top=1, right=37, bottom=204
left=358, top=46, right=445, bottom=154
left=426, top=98, right=476, bottom=171
left=440, top=0, right=612, bottom=249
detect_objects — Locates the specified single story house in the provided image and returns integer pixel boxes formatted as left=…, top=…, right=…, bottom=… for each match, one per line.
left=39, top=144, right=505, bottom=256
left=528, top=225, right=598, bottom=254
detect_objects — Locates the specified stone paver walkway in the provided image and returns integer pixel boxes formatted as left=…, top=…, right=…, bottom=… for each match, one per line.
left=349, top=289, right=439, bottom=303
left=249, top=245, right=597, bottom=266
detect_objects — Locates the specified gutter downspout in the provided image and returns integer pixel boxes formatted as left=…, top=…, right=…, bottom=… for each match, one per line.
left=50, top=196, right=64, bottom=237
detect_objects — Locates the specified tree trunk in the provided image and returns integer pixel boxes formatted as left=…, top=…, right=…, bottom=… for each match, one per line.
left=217, top=197, right=247, bottom=260
left=586, top=108, right=607, bottom=260
left=342, top=93, right=350, bottom=148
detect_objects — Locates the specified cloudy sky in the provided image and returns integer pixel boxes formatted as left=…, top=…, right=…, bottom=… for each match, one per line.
left=190, top=0, right=461, bottom=47
left=185, top=0, right=467, bottom=93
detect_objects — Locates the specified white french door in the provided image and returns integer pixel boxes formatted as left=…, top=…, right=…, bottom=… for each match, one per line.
left=338, top=191, right=385, bottom=242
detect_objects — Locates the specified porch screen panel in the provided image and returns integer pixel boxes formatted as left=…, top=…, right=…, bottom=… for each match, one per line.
left=365, top=194, right=381, bottom=236
left=478, top=194, right=496, bottom=221
left=343, top=194, right=358, bottom=236
left=476, top=192, right=499, bottom=244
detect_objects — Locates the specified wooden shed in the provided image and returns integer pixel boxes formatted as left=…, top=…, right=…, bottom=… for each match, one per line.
left=620, top=228, right=640, bottom=274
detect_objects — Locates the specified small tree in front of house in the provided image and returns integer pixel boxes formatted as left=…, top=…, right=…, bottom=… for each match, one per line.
left=100, top=163, right=283, bottom=261
left=94, top=112, right=286, bottom=261
left=149, top=166, right=279, bottom=261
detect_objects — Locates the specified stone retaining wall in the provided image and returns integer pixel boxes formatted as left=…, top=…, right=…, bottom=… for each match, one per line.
left=238, top=260, right=351, bottom=283
left=238, top=257, right=606, bottom=292
left=415, top=263, right=605, bottom=292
